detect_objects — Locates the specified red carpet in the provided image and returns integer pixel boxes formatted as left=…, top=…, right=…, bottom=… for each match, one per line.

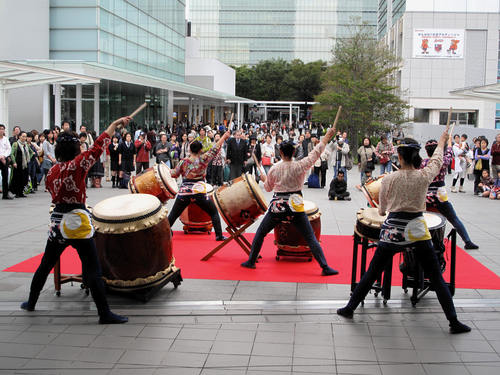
left=4, top=232, right=500, bottom=289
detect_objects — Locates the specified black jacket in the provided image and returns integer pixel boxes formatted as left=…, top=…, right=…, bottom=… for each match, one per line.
left=226, top=138, right=248, bottom=166
left=247, top=142, right=262, bottom=163
left=329, top=178, right=347, bottom=196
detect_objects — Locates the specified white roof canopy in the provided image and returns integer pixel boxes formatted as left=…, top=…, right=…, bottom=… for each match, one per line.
left=450, top=83, right=500, bottom=103
left=0, top=61, right=100, bottom=90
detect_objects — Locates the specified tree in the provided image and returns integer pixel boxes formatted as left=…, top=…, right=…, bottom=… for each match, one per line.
left=313, top=25, right=408, bottom=145
left=233, top=59, right=325, bottom=102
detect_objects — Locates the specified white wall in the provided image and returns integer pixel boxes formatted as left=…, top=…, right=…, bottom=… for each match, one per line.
left=185, top=58, right=235, bottom=95
left=406, top=0, right=500, bottom=13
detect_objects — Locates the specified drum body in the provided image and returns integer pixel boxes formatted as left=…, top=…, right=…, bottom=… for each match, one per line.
left=424, top=212, right=446, bottom=255
left=361, top=174, right=387, bottom=208
left=274, top=200, right=321, bottom=258
left=214, top=173, right=267, bottom=228
left=180, top=184, right=214, bottom=233
left=129, top=162, right=178, bottom=203
left=93, top=194, right=176, bottom=294
left=354, top=207, right=387, bottom=241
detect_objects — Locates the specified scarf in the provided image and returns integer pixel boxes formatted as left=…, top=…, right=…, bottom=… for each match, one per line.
left=17, top=140, right=29, bottom=169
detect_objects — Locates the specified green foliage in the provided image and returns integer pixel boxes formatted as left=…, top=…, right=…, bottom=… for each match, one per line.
left=233, top=59, right=326, bottom=101
left=313, top=25, right=408, bottom=145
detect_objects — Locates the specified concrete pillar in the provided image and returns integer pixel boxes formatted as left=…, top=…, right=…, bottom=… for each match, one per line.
left=167, top=90, right=174, bottom=129
left=188, top=97, right=193, bottom=125
left=54, top=84, right=61, bottom=129
left=198, top=101, right=203, bottom=124
left=264, top=104, right=267, bottom=121
left=93, top=83, right=100, bottom=133
left=42, top=84, right=50, bottom=130
left=289, top=103, right=292, bottom=126
left=236, top=102, right=240, bottom=129
left=76, top=83, right=82, bottom=128
left=0, top=87, right=9, bottom=133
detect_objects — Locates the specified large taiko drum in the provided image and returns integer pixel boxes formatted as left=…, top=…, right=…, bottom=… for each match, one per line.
left=129, top=162, right=178, bottom=203
left=355, top=207, right=387, bottom=241
left=180, top=183, right=214, bottom=234
left=92, top=194, right=179, bottom=297
left=274, top=200, right=321, bottom=260
left=360, top=174, right=387, bottom=208
left=214, top=173, right=267, bottom=228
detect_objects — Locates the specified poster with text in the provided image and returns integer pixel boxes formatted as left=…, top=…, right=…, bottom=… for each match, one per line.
left=413, top=29, right=464, bottom=58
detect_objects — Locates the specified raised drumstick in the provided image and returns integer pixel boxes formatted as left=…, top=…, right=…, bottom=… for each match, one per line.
left=446, top=107, right=453, bottom=127
left=332, top=106, right=342, bottom=129
left=129, top=102, right=148, bottom=119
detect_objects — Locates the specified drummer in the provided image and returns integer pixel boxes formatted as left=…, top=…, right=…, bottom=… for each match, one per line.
left=168, top=130, right=231, bottom=241
left=422, top=139, right=479, bottom=250
left=337, top=126, right=471, bottom=334
left=21, top=117, right=130, bottom=324
left=241, top=127, right=339, bottom=276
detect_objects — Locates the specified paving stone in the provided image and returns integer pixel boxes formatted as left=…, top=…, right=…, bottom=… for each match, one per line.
left=51, top=332, right=96, bottom=347
left=252, top=342, right=294, bottom=357
left=118, top=349, right=167, bottom=366
left=170, top=339, right=213, bottom=354
left=215, top=329, right=256, bottom=342
left=36, top=345, right=84, bottom=361
left=210, top=340, right=253, bottom=355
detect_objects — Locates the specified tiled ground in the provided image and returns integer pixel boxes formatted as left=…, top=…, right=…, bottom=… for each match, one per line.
left=0, top=169, right=499, bottom=374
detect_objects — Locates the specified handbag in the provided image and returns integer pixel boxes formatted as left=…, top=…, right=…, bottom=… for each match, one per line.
left=345, top=153, right=353, bottom=170
left=474, top=159, right=482, bottom=171
left=307, top=173, right=320, bottom=188
left=262, top=156, right=272, bottom=166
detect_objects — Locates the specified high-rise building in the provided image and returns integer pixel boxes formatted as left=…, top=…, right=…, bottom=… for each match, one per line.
left=378, top=0, right=500, bottom=129
left=189, top=0, right=378, bottom=66
left=0, top=0, right=240, bottom=133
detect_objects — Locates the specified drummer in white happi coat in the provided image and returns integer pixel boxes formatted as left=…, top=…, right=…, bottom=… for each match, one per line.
left=241, top=126, right=339, bottom=276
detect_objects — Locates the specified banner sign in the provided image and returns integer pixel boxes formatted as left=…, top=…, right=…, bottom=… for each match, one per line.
left=413, top=29, right=464, bottom=58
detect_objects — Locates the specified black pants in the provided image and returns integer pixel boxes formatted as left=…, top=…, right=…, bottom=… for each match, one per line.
left=168, top=194, right=223, bottom=237
left=27, top=238, right=110, bottom=317
left=347, top=240, right=457, bottom=321
left=329, top=191, right=350, bottom=200
left=229, top=163, right=243, bottom=180
left=314, top=164, right=327, bottom=188
left=246, top=210, right=330, bottom=270
left=28, top=160, right=38, bottom=190
left=1, top=160, right=9, bottom=198
left=10, top=166, right=28, bottom=196
left=136, top=161, right=149, bottom=175
left=210, top=165, right=224, bottom=186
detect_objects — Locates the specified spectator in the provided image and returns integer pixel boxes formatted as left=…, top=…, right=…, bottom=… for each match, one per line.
left=118, top=132, right=136, bottom=184
left=375, top=135, right=395, bottom=174
left=9, top=125, right=21, bottom=145
left=491, top=133, right=500, bottom=178
left=357, top=137, right=376, bottom=183
left=108, top=136, right=120, bottom=188
left=451, top=134, right=468, bottom=193
left=41, top=130, right=56, bottom=191
left=328, top=170, right=350, bottom=200
left=490, top=170, right=500, bottom=200
left=10, top=131, right=33, bottom=198
left=313, top=143, right=330, bottom=188
left=261, top=134, right=275, bottom=174
left=134, top=132, right=151, bottom=174
left=226, top=130, right=248, bottom=180
left=0, top=124, right=14, bottom=199
left=26, top=132, right=41, bottom=192
left=329, top=137, right=350, bottom=182
left=478, top=169, right=494, bottom=197
left=473, top=138, right=491, bottom=195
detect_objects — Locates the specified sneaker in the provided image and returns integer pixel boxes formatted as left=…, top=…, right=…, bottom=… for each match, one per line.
left=99, top=312, right=128, bottom=324
left=241, top=261, right=256, bottom=269
left=450, top=187, right=457, bottom=193
left=458, top=186, right=466, bottom=193
left=345, top=197, right=351, bottom=201
left=337, top=306, right=354, bottom=318
left=464, top=242, right=479, bottom=250
left=20, top=301, right=35, bottom=311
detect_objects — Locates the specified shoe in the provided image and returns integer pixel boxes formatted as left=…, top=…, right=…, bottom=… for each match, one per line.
left=241, top=261, right=256, bottom=269
left=20, top=301, right=35, bottom=311
left=99, top=312, right=128, bottom=324
left=464, top=242, right=479, bottom=250
left=449, top=320, right=471, bottom=334
left=450, top=187, right=457, bottom=193
left=15, top=194, right=27, bottom=198
left=458, top=186, right=466, bottom=193
left=215, top=235, right=228, bottom=241
left=322, top=267, right=339, bottom=276
left=337, top=306, right=353, bottom=318
left=345, top=197, right=351, bottom=201
left=2, top=195, right=14, bottom=200
left=328, top=197, right=334, bottom=200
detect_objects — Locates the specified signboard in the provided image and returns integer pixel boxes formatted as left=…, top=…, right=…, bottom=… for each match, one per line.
left=413, top=29, right=464, bottom=58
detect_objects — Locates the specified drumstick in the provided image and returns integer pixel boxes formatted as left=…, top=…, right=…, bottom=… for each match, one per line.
left=332, top=106, right=342, bottom=129
left=129, top=102, right=148, bottom=119
left=449, top=121, right=456, bottom=137
left=446, top=107, right=453, bottom=128
left=252, top=153, right=266, bottom=177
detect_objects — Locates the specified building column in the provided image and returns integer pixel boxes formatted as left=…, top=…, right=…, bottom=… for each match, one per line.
left=219, top=106, right=224, bottom=124
left=76, top=83, right=82, bottom=128
left=42, top=84, right=50, bottom=130
left=167, top=90, right=174, bottom=128
left=93, top=83, right=100, bottom=134
left=188, top=97, right=193, bottom=125
left=264, top=104, right=267, bottom=121
left=0, top=87, right=9, bottom=133
left=289, top=103, right=292, bottom=126
left=236, top=102, right=240, bottom=128
left=54, top=84, right=61, bottom=129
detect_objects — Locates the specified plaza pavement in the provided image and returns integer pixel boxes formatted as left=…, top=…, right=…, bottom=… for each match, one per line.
left=0, top=168, right=499, bottom=375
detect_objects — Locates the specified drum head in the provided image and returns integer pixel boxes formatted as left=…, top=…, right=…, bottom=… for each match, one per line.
left=243, top=173, right=267, bottom=211
left=423, top=212, right=446, bottom=230
left=357, top=207, right=386, bottom=227
left=92, top=194, right=167, bottom=233
left=205, top=183, right=214, bottom=194
left=157, top=162, right=179, bottom=195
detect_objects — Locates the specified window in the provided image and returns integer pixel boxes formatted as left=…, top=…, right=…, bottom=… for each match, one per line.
left=439, top=111, right=477, bottom=127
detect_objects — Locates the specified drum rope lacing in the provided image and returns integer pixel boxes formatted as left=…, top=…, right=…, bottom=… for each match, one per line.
left=92, top=204, right=162, bottom=224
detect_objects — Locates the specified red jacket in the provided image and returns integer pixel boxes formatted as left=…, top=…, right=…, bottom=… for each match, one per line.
left=134, top=139, right=151, bottom=163
left=491, top=142, right=500, bottom=166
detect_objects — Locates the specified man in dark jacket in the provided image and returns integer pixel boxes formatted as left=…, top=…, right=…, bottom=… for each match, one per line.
left=226, top=130, right=248, bottom=180
left=154, top=133, right=171, bottom=166
left=328, top=170, right=350, bottom=200
left=245, top=135, right=262, bottom=177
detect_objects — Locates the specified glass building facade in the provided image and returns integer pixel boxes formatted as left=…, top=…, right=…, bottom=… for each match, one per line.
left=189, top=0, right=378, bottom=66
left=50, top=0, right=186, bottom=82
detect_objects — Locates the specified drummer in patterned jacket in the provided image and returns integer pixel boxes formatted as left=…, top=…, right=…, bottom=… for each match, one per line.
left=421, top=138, right=479, bottom=250
left=21, top=116, right=131, bottom=324
left=241, top=127, right=339, bottom=276
left=337, top=125, right=471, bottom=334
left=168, top=130, right=231, bottom=241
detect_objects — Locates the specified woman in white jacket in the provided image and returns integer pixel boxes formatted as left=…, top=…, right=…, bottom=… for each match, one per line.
left=451, top=136, right=467, bottom=193
left=328, top=137, right=350, bottom=182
